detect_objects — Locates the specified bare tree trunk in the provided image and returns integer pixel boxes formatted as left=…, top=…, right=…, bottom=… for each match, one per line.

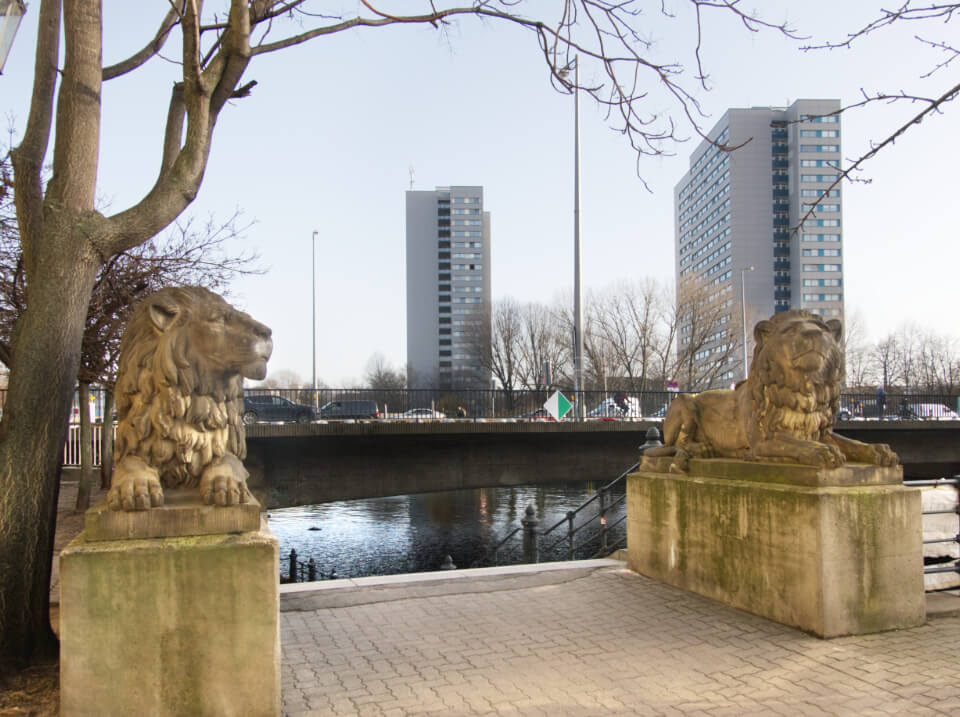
left=99, top=389, right=114, bottom=490
left=0, top=250, right=99, bottom=668
left=74, top=381, right=93, bottom=512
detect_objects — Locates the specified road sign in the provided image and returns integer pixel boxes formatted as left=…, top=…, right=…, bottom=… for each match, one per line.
left=667, top=379, right=679, bottom=392
left=544, top=390, right=573, bottom=421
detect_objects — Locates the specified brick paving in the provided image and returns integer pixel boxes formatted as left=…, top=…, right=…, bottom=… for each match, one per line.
left=280, top=563, right=960, bottom=717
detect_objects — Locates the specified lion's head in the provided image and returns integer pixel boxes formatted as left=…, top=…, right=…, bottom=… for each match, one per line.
left=749, top=309, right=844, bottom=442
left=113, top=286, right=273, bottom=489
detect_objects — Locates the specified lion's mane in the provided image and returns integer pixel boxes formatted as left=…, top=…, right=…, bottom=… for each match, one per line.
left=113, top=287, right=246, bottom=490
left=749, top=310, right=843, bottom=443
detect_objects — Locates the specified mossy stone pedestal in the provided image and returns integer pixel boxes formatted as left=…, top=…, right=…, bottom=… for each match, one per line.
left=627, top=458, right=925, bottom=638
left=59, top=491, right=280, bottom=716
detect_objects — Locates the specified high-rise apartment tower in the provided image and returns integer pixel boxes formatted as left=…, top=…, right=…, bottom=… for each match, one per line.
left=673, top=99, right=844, bottom=388
left=406, top=186, right=491, bottom=389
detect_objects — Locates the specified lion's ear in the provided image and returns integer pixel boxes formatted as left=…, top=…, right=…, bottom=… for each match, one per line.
left=826, top=318, right=843, bottom=342
left=149, top=297, right=180, bottom=333
left=754, top=320, right=774, bottom=348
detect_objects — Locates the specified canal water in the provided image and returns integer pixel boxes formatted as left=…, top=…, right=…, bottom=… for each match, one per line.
left=267, top=481, right=625, bottom=580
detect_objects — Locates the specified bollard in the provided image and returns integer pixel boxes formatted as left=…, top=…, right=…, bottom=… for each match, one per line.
left=440, top=555, right=457, bottom=570
left=329, top=566, right=337, bottom=580
left=639, top=426, right=663, bottom=454
left=599, top=488, right=608, bottom=554
left=289, top=548, right=298, bottom=583
left=307, top=557, right=317, bottom=582
left=566, top=510, right=576, bottom=560
left=522, top=504, right=539, bottom=564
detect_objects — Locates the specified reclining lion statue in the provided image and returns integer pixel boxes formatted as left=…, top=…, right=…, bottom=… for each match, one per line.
left=107, top=286, right=273, bottom=511
left=646, top=310, right=897, bottom=473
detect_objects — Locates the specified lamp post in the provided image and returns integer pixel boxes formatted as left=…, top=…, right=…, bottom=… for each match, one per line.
left=311, top=230, right=318, bottom=409
left=0, top=0, right=26, bottom=74
left=560, top=56, right=584, bottom=420
left=740, top=265, right=754, bottom=379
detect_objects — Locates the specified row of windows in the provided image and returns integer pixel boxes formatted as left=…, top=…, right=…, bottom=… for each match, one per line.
left=680, top=215, right=730, bottom=257
left=801, top=159, right=840, bottom=168
left=452, top=208, right=481, bottom=215
left=799, top=129, right=839, bottom=138
left=802, top=263, right=841, bottom=272
left=677, top=179, right=730, bottom=228
left=453, top=241, right=481, bottom=248
left=812, top=219, right=840, bottom=227
left=453, top=230, right=482, bottom=237
left=452, top=252, right=482, bottom=259
left=800, top=189, right=840, bottom=197
left=803, top=293, right=842, bottom=301
left=805, top=114, right=839, bottom=123
left=453, top=197, right=480, bottom=204
left=452, top=263, right=481, bottom=271
left=802, top=234, right=841, bottom=242
left=802, top=203, right=840, bottom=212
left=679, top=128, right=730, bottom=204
left=453, top=219, right=482, bottom=226
left=800, top=144, right=839, bottom=153
left=678, top=154, right=730, bottom=209
left=802, top=248, right=841, bottom=257
left=683, top=241, right=731, bottom=273
left=800, top=174, right=839, bottom=183
left=802, top=278, right=842, bottom=286
left=808, top=307, right=842, bottom=317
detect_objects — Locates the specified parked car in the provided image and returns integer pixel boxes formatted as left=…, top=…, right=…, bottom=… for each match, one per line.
left=243, top=394, right=317, bottom=424
left=586, top=397, right=641, bottom=419
left=907, top=403, right=960, bottom=420
left=319, top=399, right=380, bottom=420
left=402, top=408, right=446, bottom=419
left=645, top=404, right=671, bottom=420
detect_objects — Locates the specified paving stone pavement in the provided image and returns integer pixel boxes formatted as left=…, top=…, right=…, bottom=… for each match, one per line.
left=280, top=561, right=960, bottom=716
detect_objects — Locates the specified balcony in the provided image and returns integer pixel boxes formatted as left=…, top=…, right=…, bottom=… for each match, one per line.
left=773, top=231, right=790, bottom=241
left=773, top=216, right=789, bottom=226
left=772, top=189, right=789, bottom=199
left=774, top=274, right=790, bottom=285
left=773, top=202, right=790, bottom=213
left=773, top=246, right=790, bottom=257
left=774, top=259, right=791, bottom=271
left=772, top=144, right=788, bottom=154
left=772, top=159, right=789, bottom=169
left=775, top=289, right=792, bottom=300
left=772, top=173, right=788, bottom=184
left=771, top=129, right=788, bottom=141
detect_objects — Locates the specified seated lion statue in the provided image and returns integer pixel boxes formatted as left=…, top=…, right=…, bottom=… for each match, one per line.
left=107, top=286, right=273, bottom=511
left=646, top=310, right=898, bottom=473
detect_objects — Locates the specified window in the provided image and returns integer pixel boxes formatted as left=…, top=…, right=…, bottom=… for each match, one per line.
left=802, top=203, right=840, bottom=212
left=438, top=284, right=451, bottom=292
left=802, top=248, right=841, bottom=257
left=438, top=273, right=451, bottom=281
left=800, top=129, right=838, bottom=137
left=816, top=219, right=840, bottom=227
left=805, top=115, right=839, bottom=123
left=802, top=234, right=841, bottom=242
left=439, top=339, right=451, bottom=346
left=800, top=144, right=839, bottom=153
left=801, top=189, right=840, bottom=197
left=801, top=159, right=840, bottom=168
left=453, top=197, right=479, bottom=204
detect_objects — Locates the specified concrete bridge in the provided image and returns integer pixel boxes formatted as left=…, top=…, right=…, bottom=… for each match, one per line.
left=244, top=420, right=960, bottom=509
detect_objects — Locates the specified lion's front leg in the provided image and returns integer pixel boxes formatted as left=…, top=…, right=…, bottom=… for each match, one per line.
left=199, top=454, right=251, bottom=506
left=823, top=431, right=899, bottom=467
left=108, top=455, right=164, bottom=511
left=750, top=434, right=845, bottom=469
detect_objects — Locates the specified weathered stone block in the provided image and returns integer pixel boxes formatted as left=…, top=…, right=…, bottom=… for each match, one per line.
left=627, top=459, right=925, bottom=638
left=60, top=517, right=280, bottom=716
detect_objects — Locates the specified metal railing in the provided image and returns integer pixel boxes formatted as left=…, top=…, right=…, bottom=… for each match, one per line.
left=904, top=477, right=960, bottom=585
left=282, top=549, right=337, bottom=583
left=470, top=428, right=663, bottom=568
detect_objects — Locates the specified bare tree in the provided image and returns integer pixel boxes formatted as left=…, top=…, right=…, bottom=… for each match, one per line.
left=365, top=353, right=406, bottom=390
left=843, top=309, right=873, bottom=389
left=592, top=279, right=663, bottom=392
left=0, top=0, right=798, bottom=667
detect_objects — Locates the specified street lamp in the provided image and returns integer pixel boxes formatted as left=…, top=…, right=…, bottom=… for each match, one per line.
left=559, top=55, right=584, bottom=420
left=740, top=266, right=754, bottom=379
left=0, top=1, right=26, bottom=75
left=311, top=230, right=318, bottom=409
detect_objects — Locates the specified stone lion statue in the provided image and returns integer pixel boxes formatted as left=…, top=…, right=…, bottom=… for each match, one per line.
left=646, top=310, right=898, bottom=473
left=107, top=286, right=273, bottom=511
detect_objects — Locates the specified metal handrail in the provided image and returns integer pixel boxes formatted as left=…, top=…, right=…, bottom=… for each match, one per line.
left=904, top=477, right=960, bottom=582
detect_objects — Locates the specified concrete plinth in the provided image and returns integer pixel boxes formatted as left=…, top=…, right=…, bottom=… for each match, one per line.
left=627, top=458, right=925, bottom=638
left=60, top=503, right=280, bottom=717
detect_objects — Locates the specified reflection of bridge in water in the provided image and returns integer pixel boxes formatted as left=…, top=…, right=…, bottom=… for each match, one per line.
left=245, top=421, right=960, bottom=509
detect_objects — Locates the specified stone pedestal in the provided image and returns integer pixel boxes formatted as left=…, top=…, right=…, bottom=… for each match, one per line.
left=60, top=492, right=280, bottom=716
left=627, top=458, right=925, bottom=638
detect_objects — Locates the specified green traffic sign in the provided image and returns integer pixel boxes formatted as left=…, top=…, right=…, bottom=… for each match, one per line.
left=544, top=390, right=572, bottom=421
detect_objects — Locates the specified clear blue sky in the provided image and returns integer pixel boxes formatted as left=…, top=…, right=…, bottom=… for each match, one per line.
left=3, top=2, right=957, bottom=385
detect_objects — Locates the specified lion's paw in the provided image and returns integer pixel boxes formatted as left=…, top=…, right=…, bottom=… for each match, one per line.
left=870, top=443, right=899, bottom=467
left=199, top=455, right=250, bottom=507
left=802, top=442, right=846, bottom=469
left=107, top=473, right=164, bottom=511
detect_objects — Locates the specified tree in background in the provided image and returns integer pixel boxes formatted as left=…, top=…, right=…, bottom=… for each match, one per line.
left=365, top=353, right=406, bottom=390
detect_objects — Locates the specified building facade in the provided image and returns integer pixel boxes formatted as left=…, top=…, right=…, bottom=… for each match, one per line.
left=406, top=186, right=491, bottom=389
left=673, top=99, right=844, bottom=387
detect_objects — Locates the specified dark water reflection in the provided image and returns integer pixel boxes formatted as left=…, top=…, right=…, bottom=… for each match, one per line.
left=267, top=481, right=625, bottom=579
